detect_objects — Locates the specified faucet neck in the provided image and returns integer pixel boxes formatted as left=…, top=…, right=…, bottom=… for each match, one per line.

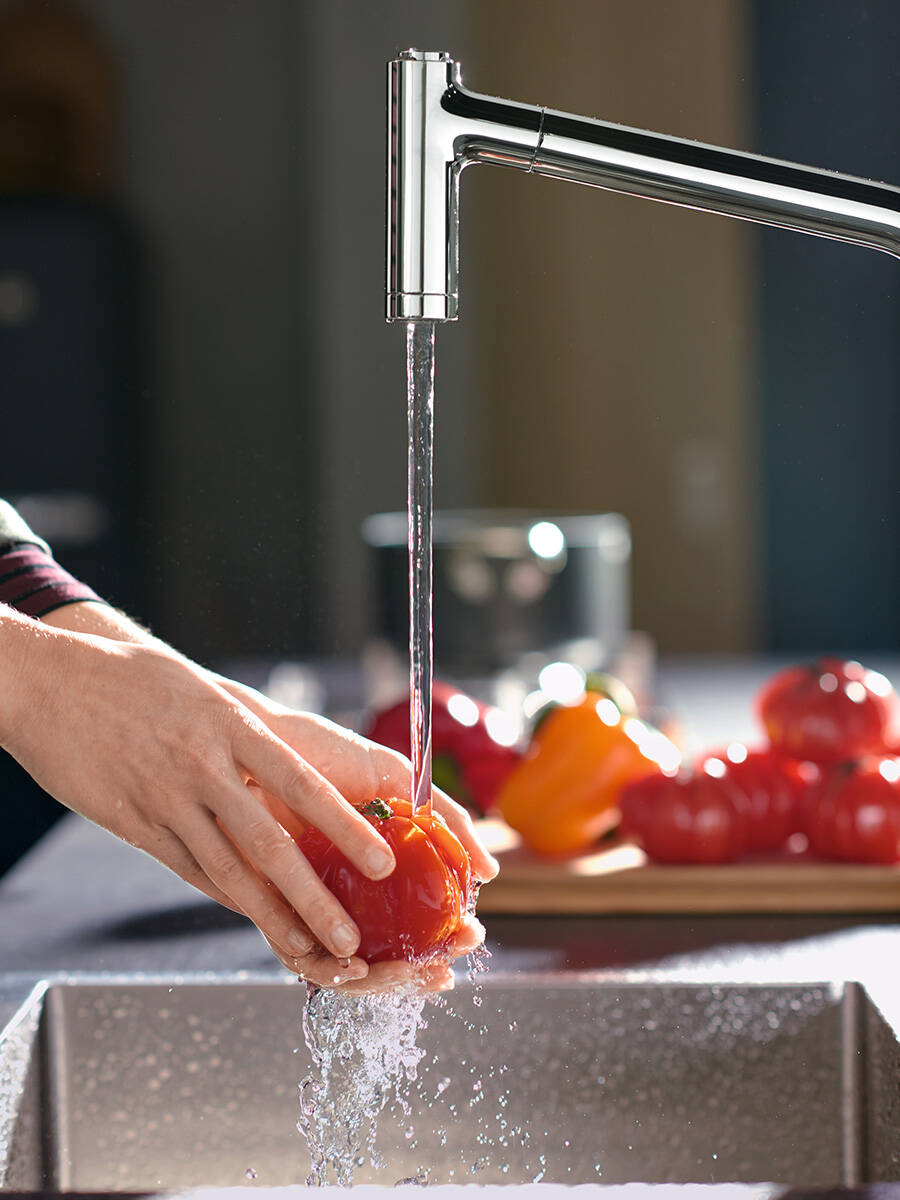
left=386, top=52, right=541, bottom=322
left=386, top=52, right=900, bottom=323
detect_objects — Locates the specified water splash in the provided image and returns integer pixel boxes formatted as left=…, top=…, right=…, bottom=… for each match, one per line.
left=466, top=906, right=492, bottom=1014
left=297, top=983, right=428, bottom=1186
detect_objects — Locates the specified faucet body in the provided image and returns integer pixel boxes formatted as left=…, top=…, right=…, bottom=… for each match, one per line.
left=386, top=50, right=900, bottom=322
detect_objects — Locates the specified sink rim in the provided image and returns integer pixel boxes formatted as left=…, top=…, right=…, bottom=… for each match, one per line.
left=3, top=966, right=898, bottom=1054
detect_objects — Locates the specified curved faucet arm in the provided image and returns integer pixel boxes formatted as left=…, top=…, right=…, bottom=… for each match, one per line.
left=386, top=51, right=900, bottom=322
left=533, top=109, right=900, bottom=260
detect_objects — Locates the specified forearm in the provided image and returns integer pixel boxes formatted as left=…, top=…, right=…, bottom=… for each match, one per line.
left=41, top=602, right=268, bottom=716
left=0, top=604, right=108, bottom=756
left=0, top=604, right=42, bottom=746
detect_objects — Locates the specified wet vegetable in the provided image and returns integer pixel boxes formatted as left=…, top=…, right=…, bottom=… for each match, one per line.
left=297, top=797, right=472, bottom=963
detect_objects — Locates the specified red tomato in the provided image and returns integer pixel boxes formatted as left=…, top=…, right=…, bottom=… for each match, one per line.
left=619, top=772, right=669, bottom=840
left=804, top=759, right=900, bottom=864
left=296, top=797, right=472, bottom=963
left=774, top=754, right=822, bottom=803
left=696, top=745, right=800, bottom=852
left=757, top=658, right=899, bottom=765
left=619, top=771, right=747, bottom=864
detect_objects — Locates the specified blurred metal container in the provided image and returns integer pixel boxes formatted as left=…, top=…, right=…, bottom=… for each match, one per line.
left=362, top=509, right=630, bottom=675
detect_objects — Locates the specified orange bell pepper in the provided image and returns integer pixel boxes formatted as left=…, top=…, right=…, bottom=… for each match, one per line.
left=497, top=692, right=680, bottom=857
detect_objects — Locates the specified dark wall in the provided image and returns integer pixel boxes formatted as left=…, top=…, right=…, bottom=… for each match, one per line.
left=68, top=0, right=477, bottom=662
left=756, top=2, right=900, bottom=651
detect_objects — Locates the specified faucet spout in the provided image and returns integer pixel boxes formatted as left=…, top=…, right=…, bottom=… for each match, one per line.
left=386, top=51, right=900, bottom=322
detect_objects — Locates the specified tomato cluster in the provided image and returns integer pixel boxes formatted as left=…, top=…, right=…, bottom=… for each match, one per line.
left=621, top=658, right=900, bottom=865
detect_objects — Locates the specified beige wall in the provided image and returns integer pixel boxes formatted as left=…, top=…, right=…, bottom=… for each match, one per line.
left=466, top=0, right=759, bottom=653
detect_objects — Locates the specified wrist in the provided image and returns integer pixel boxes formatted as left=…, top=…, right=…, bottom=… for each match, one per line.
left=41, top=601, right=153, bottom=643
left=0, top=606, right=49, bottom=750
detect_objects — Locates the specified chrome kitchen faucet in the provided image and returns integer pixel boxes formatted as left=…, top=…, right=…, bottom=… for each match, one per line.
left=386, top=49, right=900, bottom=323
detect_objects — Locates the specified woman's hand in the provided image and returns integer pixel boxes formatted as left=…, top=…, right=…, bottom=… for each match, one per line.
left=221, top=687, right=500, bottom=882
left=19, top=601, right=500, bottom=990
left=217, top=683, right=500, bottom=989
left=0, top=606, right=399, bottom=986
left=265, top=914, right=486, bottom=994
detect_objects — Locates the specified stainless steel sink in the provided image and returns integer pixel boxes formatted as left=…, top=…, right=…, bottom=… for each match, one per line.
left=1, top=975, right=899, bottom=1190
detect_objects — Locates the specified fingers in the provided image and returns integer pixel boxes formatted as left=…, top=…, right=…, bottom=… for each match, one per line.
left=352, top=741, right=500, bottom=883
left=172, top=807, right=328, bottom=959
left=140, top=825, right=246, bottom=915
left=147, top=820, right=479, bottom=992
left=263, top=936, right=369, bottom=986
left=448, top=915, right=486, bottom=958
left=135, top=824, right=337, bottom=980
left=231, top=719, right=396, bottom=881
left=246, top=709, right=498, bottom=881
left=429, top=791, right=500, bottom=882
left=268, top=920, right=481, bottom=996
left=331, top=959, right=455, bottom=996
left=207, top=785, right=373, bottom=958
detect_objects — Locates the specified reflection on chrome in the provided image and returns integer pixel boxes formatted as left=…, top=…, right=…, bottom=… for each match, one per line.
left=387, top=50, right=900, bottom=323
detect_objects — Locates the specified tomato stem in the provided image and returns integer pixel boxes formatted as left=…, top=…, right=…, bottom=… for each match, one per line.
left=360, top=798, right=394, bottom=821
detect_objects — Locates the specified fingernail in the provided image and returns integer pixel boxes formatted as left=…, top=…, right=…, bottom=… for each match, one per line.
left=331, top=921, right=359, bottom=955
left=288, top=929, right=312, bottom=955
left=366, top=847, right=395, bottom=877
left=332, top=960, right=367, bottom=985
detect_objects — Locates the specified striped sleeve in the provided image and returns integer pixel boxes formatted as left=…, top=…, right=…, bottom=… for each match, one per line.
left=0, top=543, right=104, bottom=619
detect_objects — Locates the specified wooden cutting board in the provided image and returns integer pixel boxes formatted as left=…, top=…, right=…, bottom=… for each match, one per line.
left=474, top=819, right=900, bottom=915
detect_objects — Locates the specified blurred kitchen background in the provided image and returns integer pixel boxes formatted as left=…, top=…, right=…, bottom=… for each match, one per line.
left=2, top=0, right=900, bottom=868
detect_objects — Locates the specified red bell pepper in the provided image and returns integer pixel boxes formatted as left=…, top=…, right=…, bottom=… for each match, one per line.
left=366, top=681, right=521, bottom=815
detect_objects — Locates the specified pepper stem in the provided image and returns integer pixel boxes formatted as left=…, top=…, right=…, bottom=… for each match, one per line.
left=360, top=798, right=394, bottom=821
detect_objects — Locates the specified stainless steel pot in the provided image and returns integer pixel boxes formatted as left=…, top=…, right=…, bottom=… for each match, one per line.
left=362, top=509, right=630, bottom=675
